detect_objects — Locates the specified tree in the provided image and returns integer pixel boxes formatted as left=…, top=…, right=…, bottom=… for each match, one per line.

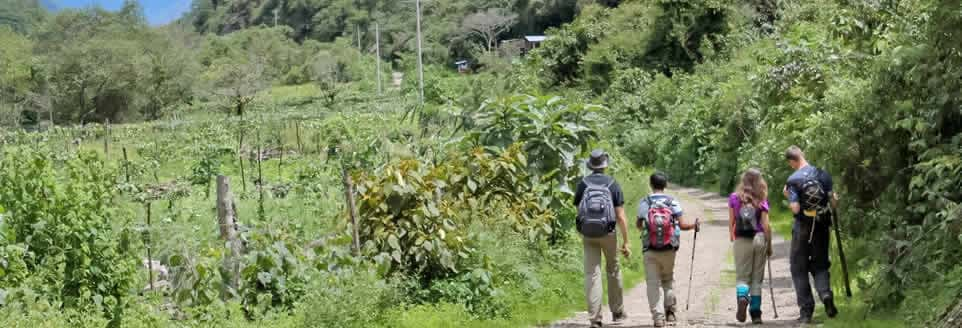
left=461, top=8, right=518, bottom=52
left=202, top=53, right=268, bottom=117
left=0, top=0, right=44, bottom=34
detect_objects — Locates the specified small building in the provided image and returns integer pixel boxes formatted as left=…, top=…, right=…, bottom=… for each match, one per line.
left=521, top=35, right=548, bottom=56
left=524, top=35, right=547, bottom=49
left=455, top=60, right=470, bottom=73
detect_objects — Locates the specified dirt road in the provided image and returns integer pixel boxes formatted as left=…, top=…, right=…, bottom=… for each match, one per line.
left=550, top=187, right=804, bottom=328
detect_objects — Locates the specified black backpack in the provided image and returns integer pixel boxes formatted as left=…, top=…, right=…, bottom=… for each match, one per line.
left=798, top=168, right=829, bottom=219
left=577, top=177, right=616, bottom=238
left=735, top=199, right=759, bottom=238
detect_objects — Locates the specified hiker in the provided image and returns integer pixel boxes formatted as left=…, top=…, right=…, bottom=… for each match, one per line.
left=574, top=150, right=630, bottom=328
left=728, top=168, right=773, bottom=324
left=783, top=146, right=839, bottom=323
left=636, top=172, right=699, bottom=328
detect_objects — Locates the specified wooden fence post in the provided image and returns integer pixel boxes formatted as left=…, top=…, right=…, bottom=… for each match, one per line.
left=216, top=176, right=243, bottom=294
left=342, top=167, right=361, bottom=255
left=145, top=202, right=155, bottom=291
left=295, top=121, right=302, bottom=154
left=256, top=132, right=265, bottom=221
left=104, top=118, right=111, bottom=160
left=122, top=147, right=130, bottom=183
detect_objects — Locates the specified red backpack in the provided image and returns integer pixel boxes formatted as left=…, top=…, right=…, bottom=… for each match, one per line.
left=644, top=196, right=678, bottom=250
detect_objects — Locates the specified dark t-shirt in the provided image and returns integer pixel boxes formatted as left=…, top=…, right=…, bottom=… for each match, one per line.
left=786, top=165, right=834, bottom=221
left=573, top=173, right=625, bottom=208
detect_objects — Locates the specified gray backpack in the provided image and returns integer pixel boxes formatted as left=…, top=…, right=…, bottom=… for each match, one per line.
left=577, top=177, right=616, bottom=238
left=735, top=201, right=759, bottom=238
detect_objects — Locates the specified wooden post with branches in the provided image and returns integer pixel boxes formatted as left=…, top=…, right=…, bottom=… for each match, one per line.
left=342, top=167, right=361, bottom=256
left=415, top=0, right=425, bottom=105
left=375, top=22, right=383, bottom=96
left=237, top=131, right=247, bottom=194
left=256, top=132, right=265, bottom=221
left=216, top=176, right=243, bottom=294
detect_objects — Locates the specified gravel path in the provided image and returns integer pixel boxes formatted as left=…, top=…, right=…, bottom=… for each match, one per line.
left=549, top=187, right=804, bottom=328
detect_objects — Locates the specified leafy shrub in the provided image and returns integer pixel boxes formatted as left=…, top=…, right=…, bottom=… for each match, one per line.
left=0, top=148, right=137, bottom=325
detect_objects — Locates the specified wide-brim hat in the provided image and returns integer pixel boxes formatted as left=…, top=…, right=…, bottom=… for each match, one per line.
left=587, top=149, right=608, bottom=170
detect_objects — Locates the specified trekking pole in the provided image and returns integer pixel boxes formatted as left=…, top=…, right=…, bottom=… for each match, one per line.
left=831, top=208, right=853, bottom=298
left=685, top=218, right=699, bottom=311
left=767, top=256, right=779, bottom=318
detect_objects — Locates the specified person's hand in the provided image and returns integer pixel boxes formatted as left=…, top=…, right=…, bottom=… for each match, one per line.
left=782, top=185, right=790, bottom=198
left=620, top=242, right=632, bottom=258
left=767, top=245, right=774, bottom=257
left=695, top=218, right=701, bottom=233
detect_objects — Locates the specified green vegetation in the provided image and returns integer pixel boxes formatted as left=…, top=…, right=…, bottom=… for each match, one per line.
left=526, top=0, right=960, bottom=325
left=1, top=0, right=960, bottom=326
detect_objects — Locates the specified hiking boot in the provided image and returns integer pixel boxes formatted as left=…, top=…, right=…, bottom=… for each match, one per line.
left=665, top=305, right=677, bottom=322
left=736, top=296, right=749, bottom=322
left=612, top=312, right=627, bottom=324
left=824, top=297, right=839, bottom=318
left=750, top=310, right=763, bottom=325
left=590, top=321, right=603, bottom=328
left=798, top=315, right=813, bottom=324
left=653, top=318, right=666, bottom=327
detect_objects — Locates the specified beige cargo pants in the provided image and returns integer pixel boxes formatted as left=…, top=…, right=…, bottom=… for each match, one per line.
left=734, top=233, right=768, bottom=296
left=644, top=249, right=677, bottom=320
left=583, top=233, right=624, bottom=324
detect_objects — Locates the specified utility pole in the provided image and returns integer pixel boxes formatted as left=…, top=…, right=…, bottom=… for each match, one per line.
left=415, top=0, right=425, bottom=105
left=375, top=22, right=383, bottom=96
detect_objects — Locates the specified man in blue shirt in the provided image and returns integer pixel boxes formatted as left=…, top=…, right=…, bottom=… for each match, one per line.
left=783, top=146, right=839, bottom=323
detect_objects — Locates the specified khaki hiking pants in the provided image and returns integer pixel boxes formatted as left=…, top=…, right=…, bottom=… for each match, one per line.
left=644, top=250, right=677, bottom=320
left=734, top=234, right=768, bottom=297
left=583, top=233, right=624, bottom=323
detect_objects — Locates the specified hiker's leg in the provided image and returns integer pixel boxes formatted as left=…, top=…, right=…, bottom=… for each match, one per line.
left=733, top=237, right=754, bottom=296
left=644, top=251, right=666, bottom=320
left=583, top=237, right=603, bottom=324
left=811, top=223, right=834, bottom=301
left=601, top=233, right=625, bottom=315
left=750, top=234, right=768, bottom=313
left=790, top=221, right=816, bottom=316
left=660, top=251, right=678, bottom=313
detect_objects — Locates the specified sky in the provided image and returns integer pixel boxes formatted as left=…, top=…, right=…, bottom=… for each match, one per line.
left=46, top=0, right=193, bottom=26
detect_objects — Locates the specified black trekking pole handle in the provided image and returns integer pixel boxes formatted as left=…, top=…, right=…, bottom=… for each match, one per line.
left=832, top=208, right=853, bottom=298
left=685, top=218, right=699, bottom=311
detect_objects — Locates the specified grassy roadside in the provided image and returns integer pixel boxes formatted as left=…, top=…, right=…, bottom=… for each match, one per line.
left=388, top=167, right=652, bottom=327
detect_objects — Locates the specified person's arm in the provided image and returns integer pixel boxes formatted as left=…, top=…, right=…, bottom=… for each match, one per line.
left=761, top=211, right=773, bottom=256
left=678, top=215, right=700, bottom=231
left=729, top=208, right=737, bottom=242
left=785, top=185, right=801, bottom=214
left=616, top=207, right=631, bottom=257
